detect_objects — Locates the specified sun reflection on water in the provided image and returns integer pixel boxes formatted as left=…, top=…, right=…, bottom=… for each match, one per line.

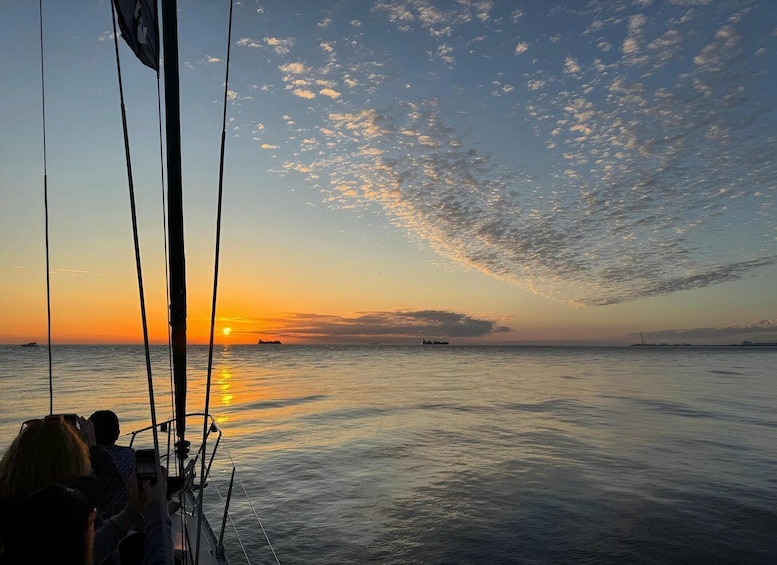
left=219, top=367, right=233, bottom=407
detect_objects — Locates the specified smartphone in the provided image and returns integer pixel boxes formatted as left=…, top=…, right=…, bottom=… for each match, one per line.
left=135, top=448, right=158, bottom=485
left=53, top=413, right=80, bottom=429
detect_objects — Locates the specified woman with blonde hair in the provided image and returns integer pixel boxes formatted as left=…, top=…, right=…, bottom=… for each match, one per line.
left=0, top=416, right=91, bottom=506
left=0, top=416, right=92, bottom=560
left=0, top=416, right=173, bottom=564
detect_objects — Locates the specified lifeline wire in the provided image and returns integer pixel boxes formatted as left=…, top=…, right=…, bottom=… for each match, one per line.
left=210, top=442, right=282, bottom=565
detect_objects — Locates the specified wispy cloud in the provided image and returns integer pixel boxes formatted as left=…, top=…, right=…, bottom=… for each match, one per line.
left=52, top=268, right=90, bottom=276
left=514, top=42, right=529, bottom=56
left=237, top=37, right=261, bottom=48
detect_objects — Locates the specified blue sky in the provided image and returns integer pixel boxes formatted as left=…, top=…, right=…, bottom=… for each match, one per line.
left=1, top=0, right=776, bottom=345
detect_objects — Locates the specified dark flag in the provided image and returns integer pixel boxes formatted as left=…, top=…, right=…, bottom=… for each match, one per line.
left=112, top=0, right=159, bottom=71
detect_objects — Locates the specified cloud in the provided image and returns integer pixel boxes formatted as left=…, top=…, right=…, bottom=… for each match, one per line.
left=237, top=37, right=261, bottom=48
left=279, top=62, right=310, bottom=76
left=514, top=42, right=529, bottom=56
left=258, top=2, right=776, bottom=307
left=693, top=26, right=741, bottom=71
left=292, top=89, right=316, bottom=99
left=52, top=268, right=90, bottom=276
left=635, top=319, right=777, bottom=344
left=328, top=109, right=389, bottom=139
left=319, top=88, right=341, bottom=99
left=437, top=44, right=455, bottom=65
left=264, top=37, right=295, bottom=56
left=248, top=310, right=511, bottom=341
left=374, top=0, right=495, bottom=40
left=563, top=57, right=580, bottom=74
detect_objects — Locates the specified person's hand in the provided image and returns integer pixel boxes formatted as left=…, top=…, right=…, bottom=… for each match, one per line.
left=77, top=416, right=96, bottom=447
left=128, top=466, right=145, bottom=511
left=129, top=464, right=168, bottom=511
left=155, top=466, right=169, bottom=502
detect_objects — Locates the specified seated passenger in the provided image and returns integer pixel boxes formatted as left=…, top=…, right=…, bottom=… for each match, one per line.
left=75, top=415, right=125, bottom=508
left=0, top=415, right=122, bottom=514
left=2, top=473, right=171, bottom=565
left=96, top=461, right=173, bottom=565
left=2, top=479, right=100, bottom=565
left=0, top=417, right=172, bottom=564
left=0, top=417, right=94, bottom=560
left=89, top=410, right=135, bottom=518
left=0, top=416, right=91, bottom=508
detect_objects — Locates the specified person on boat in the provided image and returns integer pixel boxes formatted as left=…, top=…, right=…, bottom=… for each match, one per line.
left=0, top=417, right=95, bottom=559
left=0, top=417, right=172, bottom=564
left=0, top=416, right=91, bottom=509
left=74, top=415, right=126, bottom=511
left=0, top=472, right=171, bottom=565
left=95, top=463, right=173, bottom=565
left=89, top=410, right=135, bottom=519
left=0, top=480, right=100, bottom=564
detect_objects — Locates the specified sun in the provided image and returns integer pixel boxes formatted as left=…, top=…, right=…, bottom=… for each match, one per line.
left=222, top=327, right=232, bottom=337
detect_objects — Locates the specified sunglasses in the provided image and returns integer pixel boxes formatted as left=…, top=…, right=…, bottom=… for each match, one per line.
left=20, top=414, right=80, bottom=434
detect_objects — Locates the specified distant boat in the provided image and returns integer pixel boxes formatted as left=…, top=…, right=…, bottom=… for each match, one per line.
left=422, top=339, right=449, bottom=345
left=21, top=342, right=38, bottom=348
left=258, top=339, right=282, bottom=345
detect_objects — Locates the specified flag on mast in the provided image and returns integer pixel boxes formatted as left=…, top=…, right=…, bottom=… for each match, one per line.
left=112, top=0, right=159, bottom=71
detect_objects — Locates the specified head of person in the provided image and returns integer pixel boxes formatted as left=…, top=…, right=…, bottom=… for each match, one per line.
left=88, top=410, right=120, bottom=447
left=0, top=416, right=91, bottom=506
left=4, top=481, right=98, bottom=565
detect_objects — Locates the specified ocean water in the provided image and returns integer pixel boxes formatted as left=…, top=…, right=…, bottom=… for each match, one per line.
left=1, top=344, right=775, bottom=564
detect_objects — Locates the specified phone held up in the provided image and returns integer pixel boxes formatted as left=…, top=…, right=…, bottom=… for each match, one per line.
left=56, top=413, right=80, bottom=430
left=134, top=448, right=158, bottom=485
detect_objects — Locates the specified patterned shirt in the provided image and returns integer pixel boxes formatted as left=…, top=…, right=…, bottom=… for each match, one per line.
left=102, top=444, right=136, bottom=519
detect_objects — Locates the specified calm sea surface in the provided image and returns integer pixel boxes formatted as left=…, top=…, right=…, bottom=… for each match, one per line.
left=1, top=344, right=775, bottom=564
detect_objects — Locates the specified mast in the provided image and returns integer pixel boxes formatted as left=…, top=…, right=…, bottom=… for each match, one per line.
left=161, top=0, right=188, bottom=463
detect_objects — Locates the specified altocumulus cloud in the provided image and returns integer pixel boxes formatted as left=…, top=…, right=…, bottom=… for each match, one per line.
left=242, top=1, right=777, bottom=306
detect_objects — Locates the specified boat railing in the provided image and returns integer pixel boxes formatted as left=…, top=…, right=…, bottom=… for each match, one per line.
left=127, top=412, right=221, bottom=485
left=125, top=413, right=280, bottom=564
left=126, top=413, right=233, bottom=563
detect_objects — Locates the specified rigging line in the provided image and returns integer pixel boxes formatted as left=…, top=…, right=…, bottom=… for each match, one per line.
left=207, top=477, right=253, bottom=564
left=38, top=0, right=53, bottom=415
left=110, top=1, right=163, bottom=476
left=217, top=442, right=282, bottom=564
left=196, top=0, right=235, bottom=561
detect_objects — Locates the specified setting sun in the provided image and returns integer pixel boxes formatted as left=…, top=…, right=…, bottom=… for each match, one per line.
left=222, top=327, right=232, bottom=337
